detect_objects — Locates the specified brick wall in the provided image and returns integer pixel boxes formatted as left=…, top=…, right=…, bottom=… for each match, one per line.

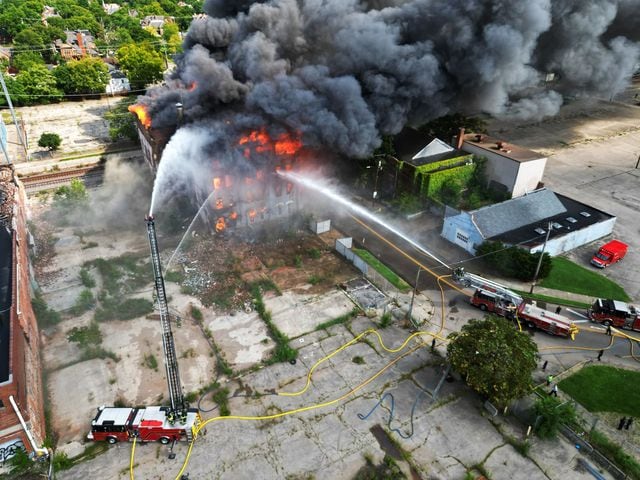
left=0, top=169, right=46, bottom=454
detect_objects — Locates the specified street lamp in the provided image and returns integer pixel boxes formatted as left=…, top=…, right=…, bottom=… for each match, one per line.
left=373, top=153, right=402, bottom=199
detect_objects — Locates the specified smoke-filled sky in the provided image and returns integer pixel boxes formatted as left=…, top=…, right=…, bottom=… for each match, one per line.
left=142, top=0, right=639, bottom=209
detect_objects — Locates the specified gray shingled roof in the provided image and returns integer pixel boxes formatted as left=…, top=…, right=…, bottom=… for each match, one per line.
left=471, top=189, right=566, bottom=238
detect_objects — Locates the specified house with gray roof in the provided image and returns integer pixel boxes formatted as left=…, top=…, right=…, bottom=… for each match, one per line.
left=441, top=188, right=616, bottom=255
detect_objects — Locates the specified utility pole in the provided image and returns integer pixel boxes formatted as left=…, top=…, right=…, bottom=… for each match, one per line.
left=0, top=71, right=29, bottom=161
left=406, top=267, right=422, bottom=328
left=371, top=158, right=382, bottom=207
left=529, top=221, right=552, bottom=294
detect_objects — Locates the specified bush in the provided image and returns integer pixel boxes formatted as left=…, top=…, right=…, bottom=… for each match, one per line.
left=79, top=268, right=96, bottom=288
left=38, top=132, right=62, bottom=150
left=32, top=291, right=61, bottom=327
left=533, top=395, right=576, bottom=439
left=476, top=240, right=551, bottom=281
left=190, top=305, right=203, bottom=322
left=67, top=321, right=102, bottom=345
left=70, top=289, right=95, bottom=315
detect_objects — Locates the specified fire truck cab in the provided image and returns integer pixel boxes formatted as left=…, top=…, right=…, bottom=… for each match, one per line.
left=517, top=302, right=578, bottom=339
left=588, top=298, right=640, bottom=331
left=87, top=406, right=201, bottom=444
left=471, top=289, right=518, bottom=318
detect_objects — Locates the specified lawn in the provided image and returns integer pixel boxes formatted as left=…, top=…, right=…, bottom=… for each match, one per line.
left=353, top=248, right=411, bottom=292
left=559, top=365, right=640, bottom=416
left=540, top=256, right=630, bottom=301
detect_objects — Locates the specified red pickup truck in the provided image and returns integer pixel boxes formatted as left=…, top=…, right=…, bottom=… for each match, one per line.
left=590, top=240, right=627, bottom=268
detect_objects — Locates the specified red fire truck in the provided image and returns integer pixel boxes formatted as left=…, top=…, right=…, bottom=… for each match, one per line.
left=517, top=302, right=579, bottom=339
left=588, top=298, right=640, bottom=331
left=453, top=268, right=523, bottom=317
left=88, top=406, right=201, bottom=444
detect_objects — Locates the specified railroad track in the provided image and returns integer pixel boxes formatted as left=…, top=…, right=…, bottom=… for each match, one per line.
left=20, top=165, right=105, bottom=194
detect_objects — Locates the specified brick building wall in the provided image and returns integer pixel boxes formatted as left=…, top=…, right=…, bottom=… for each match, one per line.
left=0, top=165, right=45, bottom=462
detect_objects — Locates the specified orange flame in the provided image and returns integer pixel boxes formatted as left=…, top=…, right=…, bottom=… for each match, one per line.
left=213, top=177, right=222, bottom=190
left=229, top=211, right=238, bottom=220
left=215, top=217, right=226, bottom=232
left=248, top=209, right=257, bottom=223
left=238, top=129, right=302, bottom=156
left=188, top=82, right=197, bottom=91
left=128, top=104, right=151, bottom=128
left=215, top=198, right=224, bottom=209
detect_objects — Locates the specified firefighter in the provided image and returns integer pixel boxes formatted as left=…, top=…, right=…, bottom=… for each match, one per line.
left=168, top=411, right=176, bottom=425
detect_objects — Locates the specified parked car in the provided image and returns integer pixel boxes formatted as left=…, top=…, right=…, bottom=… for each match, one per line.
left=590, top=239, right=627, bottom=268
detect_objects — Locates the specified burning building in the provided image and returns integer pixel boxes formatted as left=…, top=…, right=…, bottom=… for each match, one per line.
left=130, top=103, right=305, bottom=232
left=0, top=165, right=46, bottom=462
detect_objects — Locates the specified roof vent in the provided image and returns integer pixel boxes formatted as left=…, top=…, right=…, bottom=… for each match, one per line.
left=566, top=217, right=577, bottom=223
left=496, top=141, right=504, bottom=149
left=534, top=228, right=546, bottom=235
left=475, top=134, right=483, bottom=142
left=579, top=211, right=591, bottom=217
left=552, top=222, right=563, bottom=229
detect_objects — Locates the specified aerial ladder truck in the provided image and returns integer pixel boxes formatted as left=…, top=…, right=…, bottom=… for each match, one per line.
left=453, top=268, right=578, bottom=339
left=88, top=216, right=201, bottom=445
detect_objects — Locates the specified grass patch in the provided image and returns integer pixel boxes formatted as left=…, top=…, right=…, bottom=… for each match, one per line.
left=190, top=305, right=203, bottom=322
left=252, top=284, right=297, bottom=364
left=67, top=321, right=102, bottom=345
left=31, top=291, right=61, bottom=328
left=559, top=365, right=640, bottom=416
left=143, top=353, right=159, bottom=371
left=512, top=290, right=591, bottom=309
left=589, top=430, right=640, bottom=480
left=212, top=387, right=231, bottom=416
left=380, top=312, right=392, bottom=328
left=94, top=297, right=153, bottom=322
left=352, top=356, right=365, bottom=365
left=165, top=270, right=185, bottom=283
left=353, top=248, right=410, bottom=293
left=315, top=307, right=360, bottom=331
left=540, top=256, right=630, bottom=301
left=69, top=289, right=95, bottom=315
left=79, top=268, right=96, bottom=288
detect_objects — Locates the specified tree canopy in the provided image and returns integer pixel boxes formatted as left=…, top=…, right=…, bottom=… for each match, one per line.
left=4, top=65, right=63, bottom=106
left=38, top=132, right=62, bottom=150
left=116, top=43, right=164, bottom=90
left=447, top=315, right=538, bottom=408
left=54, top=57, right=109, bottom=95
left=105, top=97, right=139, bottom=141
left=476, top=240, right=552, bottom=282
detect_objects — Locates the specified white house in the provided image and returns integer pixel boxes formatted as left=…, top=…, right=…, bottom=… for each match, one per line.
left=442, top=188, right=616, bottom=255
left=461, top=133, right=547, bottom=198
left=105, top=70, right=131, bottom=95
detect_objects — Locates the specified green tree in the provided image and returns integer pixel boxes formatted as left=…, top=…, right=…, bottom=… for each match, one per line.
left=13, top=27, right=44, bottom=48
left=11, top=65, right=63, bottom=106
left=11, top=51, right=45, bottom=72
left=38, top=132, right=62, bottom=151
left=54, top=57, right=110, bottom=95
left=116, top=43, right=164, bottom=90
left=446, top=315, right=538, bottom=408
left=534, top=396, right=577, bottom=439
left=476, top=240, right=552, bottom=282
left=53, top=178, right=89, bottom=209
left=105, top=97, right=139, bottom=141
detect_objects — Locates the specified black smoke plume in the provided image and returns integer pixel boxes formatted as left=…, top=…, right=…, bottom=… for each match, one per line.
left=141, top=0, right=639, bottom=205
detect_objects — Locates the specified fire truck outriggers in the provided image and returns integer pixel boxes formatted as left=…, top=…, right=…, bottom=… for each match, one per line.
left=453, top=268, right=578, bottom=339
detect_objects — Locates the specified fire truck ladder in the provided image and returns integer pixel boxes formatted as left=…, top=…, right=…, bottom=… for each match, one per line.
left=146, top=215, right=187, bottom=421
left=453, top=268, right=523, bottom=306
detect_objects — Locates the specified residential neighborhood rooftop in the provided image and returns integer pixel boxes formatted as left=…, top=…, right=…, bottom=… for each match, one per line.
left=463, top=133, right=544, bottom=163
